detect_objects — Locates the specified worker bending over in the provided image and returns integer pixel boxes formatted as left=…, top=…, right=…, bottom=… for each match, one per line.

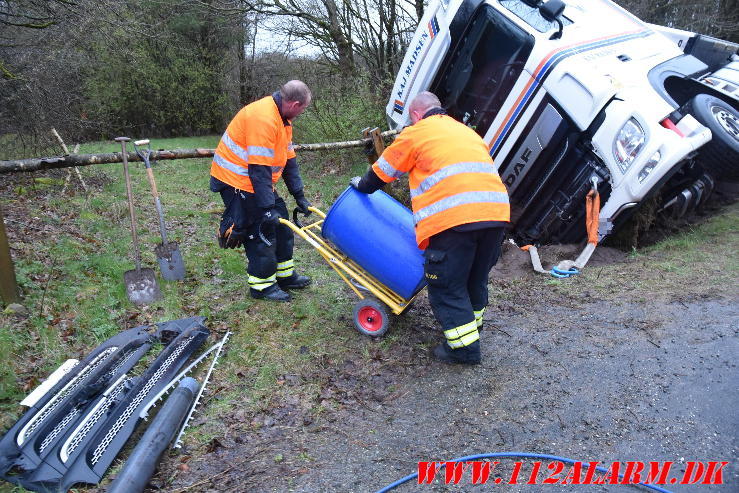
left=351, top=91, right=510, bottom=364
left=210, top=80, right=313, bottom=302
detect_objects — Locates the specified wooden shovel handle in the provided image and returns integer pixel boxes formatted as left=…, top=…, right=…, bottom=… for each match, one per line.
left=145, top=167, right=159, bottom=199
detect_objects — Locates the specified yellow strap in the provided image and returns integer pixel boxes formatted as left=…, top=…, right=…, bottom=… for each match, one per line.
left=277, top=259, right=294, bottom=270
left=276, top=259, right=294, bottom=278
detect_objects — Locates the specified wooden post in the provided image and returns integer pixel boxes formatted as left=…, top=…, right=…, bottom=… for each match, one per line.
left=361, top=127, right=376, bottom=163
left=369, top=127, right=385, bottom=157
left=0, top=203, right=20, bottom=305
left=361, top=127, right=386, bottom=163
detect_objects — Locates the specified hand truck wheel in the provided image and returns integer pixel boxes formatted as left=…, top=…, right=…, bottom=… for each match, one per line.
left=352, top=298, right=389, bottom=337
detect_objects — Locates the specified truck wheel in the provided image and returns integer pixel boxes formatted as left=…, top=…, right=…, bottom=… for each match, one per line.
left=352, top=298, right=389, bottom=337
left=685, top=94, right=739, bottom=181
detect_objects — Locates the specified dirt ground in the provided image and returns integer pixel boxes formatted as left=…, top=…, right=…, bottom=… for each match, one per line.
left=1, top=172, right=736, bottom=493
left=160, top=241, right=738, bottom=493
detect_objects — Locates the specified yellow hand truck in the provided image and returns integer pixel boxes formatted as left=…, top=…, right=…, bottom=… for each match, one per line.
left=279, top=206, right=425, bottom=337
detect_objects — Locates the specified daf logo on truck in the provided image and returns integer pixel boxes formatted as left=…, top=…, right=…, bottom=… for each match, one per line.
left=504, top=148, right=533, bottom=189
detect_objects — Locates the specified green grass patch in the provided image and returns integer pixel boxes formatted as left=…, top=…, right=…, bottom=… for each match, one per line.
left=647, top=203, right=738, bottom=254
left=557, top=201, right=739, bottom=300
left=644, top=202, right=739, bottom=280
left=0, top=134, right=400, bottom=485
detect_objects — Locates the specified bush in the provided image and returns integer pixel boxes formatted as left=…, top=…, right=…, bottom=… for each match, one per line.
left=83, top=42, right=231, bottom=138
left=294, top=75, right=387, bottom=143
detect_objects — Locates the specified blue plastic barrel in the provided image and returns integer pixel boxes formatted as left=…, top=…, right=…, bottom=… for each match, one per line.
left=321, top=187, right=426, bottom=300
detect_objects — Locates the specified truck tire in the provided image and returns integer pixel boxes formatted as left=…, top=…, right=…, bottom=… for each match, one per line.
left=685, top=94, right=739, bottom=181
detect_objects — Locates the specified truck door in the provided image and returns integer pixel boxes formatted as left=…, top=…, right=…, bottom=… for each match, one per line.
left=430, top=4, right=534, bottom=137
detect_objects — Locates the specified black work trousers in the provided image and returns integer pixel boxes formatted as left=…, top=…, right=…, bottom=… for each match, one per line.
left=218, top=187, right=294, bottom=290
left=423, top=227, right=505, bottom=351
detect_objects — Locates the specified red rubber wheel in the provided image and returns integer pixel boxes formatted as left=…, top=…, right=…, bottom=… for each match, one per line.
left=352, top=298, right=389, bottom=337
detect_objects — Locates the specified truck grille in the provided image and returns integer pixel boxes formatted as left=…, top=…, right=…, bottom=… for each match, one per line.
left=498, top=97, right=611, bottom=244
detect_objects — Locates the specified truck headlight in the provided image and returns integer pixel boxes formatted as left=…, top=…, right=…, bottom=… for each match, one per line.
left=613, top=118, right=645, bottom=173
left=638, top=151, right=661, bottom=183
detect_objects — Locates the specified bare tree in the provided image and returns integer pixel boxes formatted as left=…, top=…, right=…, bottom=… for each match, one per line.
left=0, top=0, right=77, bottom=29
left=0, top=0, right=79, bottom=77
left=0, top=0, right=90, bottom=155
left=241, top=0, right=421, bottom=83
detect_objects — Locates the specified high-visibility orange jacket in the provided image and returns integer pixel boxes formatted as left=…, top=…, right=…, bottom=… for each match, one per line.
left=372, top=114, right=510, bottom=249
left=211, top=95, right=296, bottom=192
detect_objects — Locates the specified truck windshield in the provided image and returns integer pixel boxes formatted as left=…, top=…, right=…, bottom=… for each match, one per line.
left=430, top=5, right=533, bottom=137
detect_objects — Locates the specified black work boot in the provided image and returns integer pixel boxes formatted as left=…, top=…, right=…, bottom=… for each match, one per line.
left=277, top=273, right=311, bottom=290
left=250, top=283, right=291, bottom=302
left=432, top=341, right=481, bottom=365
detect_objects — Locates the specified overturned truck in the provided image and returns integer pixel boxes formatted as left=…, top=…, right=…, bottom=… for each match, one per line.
left=387, top=0, right=739, bottom=246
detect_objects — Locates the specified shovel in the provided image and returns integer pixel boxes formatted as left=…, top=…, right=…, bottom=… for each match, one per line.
left=134, top=139, right=186, bottom=281
left=117, top=137, right=162, bottom=305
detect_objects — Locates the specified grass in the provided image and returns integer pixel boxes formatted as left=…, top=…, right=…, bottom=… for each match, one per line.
left=640, top=202, right=739, bottom=287
left=0, top=133, right=737, bottom=492
left=0, top=134, right=395, bottom=491
left=544, top=201, right=738, bottom=301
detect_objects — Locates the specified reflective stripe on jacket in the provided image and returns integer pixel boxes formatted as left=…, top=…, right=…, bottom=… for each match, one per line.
left=211, top=96, right=297, bottom=192
left=372, top=114, right=510, bottom=249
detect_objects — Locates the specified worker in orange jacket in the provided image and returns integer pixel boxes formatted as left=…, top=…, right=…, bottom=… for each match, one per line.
left=210, top=80, right=312, bottom=302
left=351, top=91, right=510, bottom=364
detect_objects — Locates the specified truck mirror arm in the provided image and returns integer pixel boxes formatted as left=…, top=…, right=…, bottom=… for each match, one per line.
left=549, top=18, right=564, bottom=40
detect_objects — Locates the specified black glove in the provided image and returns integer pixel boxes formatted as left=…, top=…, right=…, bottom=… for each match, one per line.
left=297, top=197, right=312, bottom=215
left=261, top=207, right=280, bottom=228
left=292, top=190, right=312, bottom=215
left=218, top=223, right=247, bottom=249
left=351, top=169, right=385, bottom=194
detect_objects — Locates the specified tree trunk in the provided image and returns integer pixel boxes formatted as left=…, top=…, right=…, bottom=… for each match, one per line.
left=719, top=0, right=739, bottom=42
left=0, top=131, right=399, bottom=174
left=415, top=0, right=424, bottom=21
left=322, top=0, right=355, bottom=76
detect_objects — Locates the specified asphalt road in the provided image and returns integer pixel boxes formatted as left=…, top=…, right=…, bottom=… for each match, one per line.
left=279, top=297, right=738, bottom=493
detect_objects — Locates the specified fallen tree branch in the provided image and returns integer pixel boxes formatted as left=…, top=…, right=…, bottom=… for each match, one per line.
left=0, top=130, right=399, bottom=174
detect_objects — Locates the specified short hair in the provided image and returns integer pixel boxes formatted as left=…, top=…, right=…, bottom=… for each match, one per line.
left=280, top=80, right=312, bottom=105
left=409, top=91, right=442, bottom=115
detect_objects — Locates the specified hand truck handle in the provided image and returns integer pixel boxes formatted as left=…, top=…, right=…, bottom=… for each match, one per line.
left=292, top=207, right=308, bottom=228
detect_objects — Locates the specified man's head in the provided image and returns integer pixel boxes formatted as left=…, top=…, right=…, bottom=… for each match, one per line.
left=280, top=80, right=312, bottom=120
left=408, top=91, right=442, bottom=124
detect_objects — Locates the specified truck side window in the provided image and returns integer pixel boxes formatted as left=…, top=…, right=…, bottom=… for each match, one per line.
left=430, top=5, right=534, bottom=137
left=500, top=0, right=572, bottom=33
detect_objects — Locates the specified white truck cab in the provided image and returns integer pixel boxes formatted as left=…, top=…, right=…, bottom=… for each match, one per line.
left=387, top=0, right=739, bottom=245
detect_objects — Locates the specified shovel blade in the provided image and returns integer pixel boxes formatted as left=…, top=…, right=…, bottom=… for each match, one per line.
left=124, top=268, right=161, bottom=305
left=155, top=242, right=186, bottom=281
